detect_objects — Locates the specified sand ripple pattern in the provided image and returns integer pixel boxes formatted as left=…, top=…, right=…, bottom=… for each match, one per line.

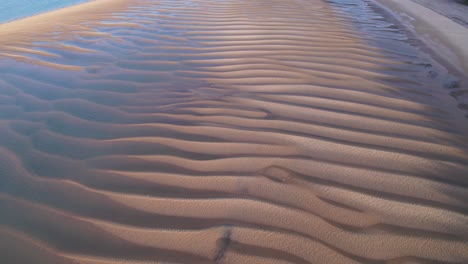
left=0, top=0, right=468, bottom=263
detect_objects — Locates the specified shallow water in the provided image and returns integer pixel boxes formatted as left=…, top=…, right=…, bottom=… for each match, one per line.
left=0, top=0, right=89, bottom=23
left=0, top=0, right=467, bottom=263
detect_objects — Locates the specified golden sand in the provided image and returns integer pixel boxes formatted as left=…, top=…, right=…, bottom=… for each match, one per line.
left=0, top=0, right=467, bottom=263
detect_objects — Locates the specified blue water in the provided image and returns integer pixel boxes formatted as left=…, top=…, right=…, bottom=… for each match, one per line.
left=0, top=0, right=89, bottom=23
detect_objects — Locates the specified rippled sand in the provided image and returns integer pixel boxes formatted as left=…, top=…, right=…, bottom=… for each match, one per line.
left=0, top=0, right=468, bottom=263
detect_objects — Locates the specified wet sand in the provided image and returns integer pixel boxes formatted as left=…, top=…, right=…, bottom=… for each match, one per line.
left=0, top=0, right=468, bottom=263
left=410, top=0, right=468, bottom=28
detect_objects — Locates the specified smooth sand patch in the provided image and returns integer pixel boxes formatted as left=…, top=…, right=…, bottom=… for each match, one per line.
left=371, top=0, right=468, bottom=76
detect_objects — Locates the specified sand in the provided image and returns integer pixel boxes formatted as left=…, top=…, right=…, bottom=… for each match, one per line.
left=0, top=0, right=468, bottom=263
left=371, top=0, right=468, bottom=77
left=409, top=0, right=468, bottom=28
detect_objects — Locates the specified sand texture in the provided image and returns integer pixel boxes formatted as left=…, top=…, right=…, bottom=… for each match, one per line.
left=0, top=0, right=468, bottom=263
left=410, top=0, right=468, bottom=28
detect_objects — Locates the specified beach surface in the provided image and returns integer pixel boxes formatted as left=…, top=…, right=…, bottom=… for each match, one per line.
left=0, top=0, right=467, bottom=263
left=410, top=0, right=468, bottom=28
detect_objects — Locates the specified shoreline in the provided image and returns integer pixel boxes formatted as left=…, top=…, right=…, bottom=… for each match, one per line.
left=370, top=0, right=468, bottom=77
left=0, top=0, right=130, bottom=47
left=409, top=0, right=468, bottom=29
left=0, top=0, right=91, bottom=24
